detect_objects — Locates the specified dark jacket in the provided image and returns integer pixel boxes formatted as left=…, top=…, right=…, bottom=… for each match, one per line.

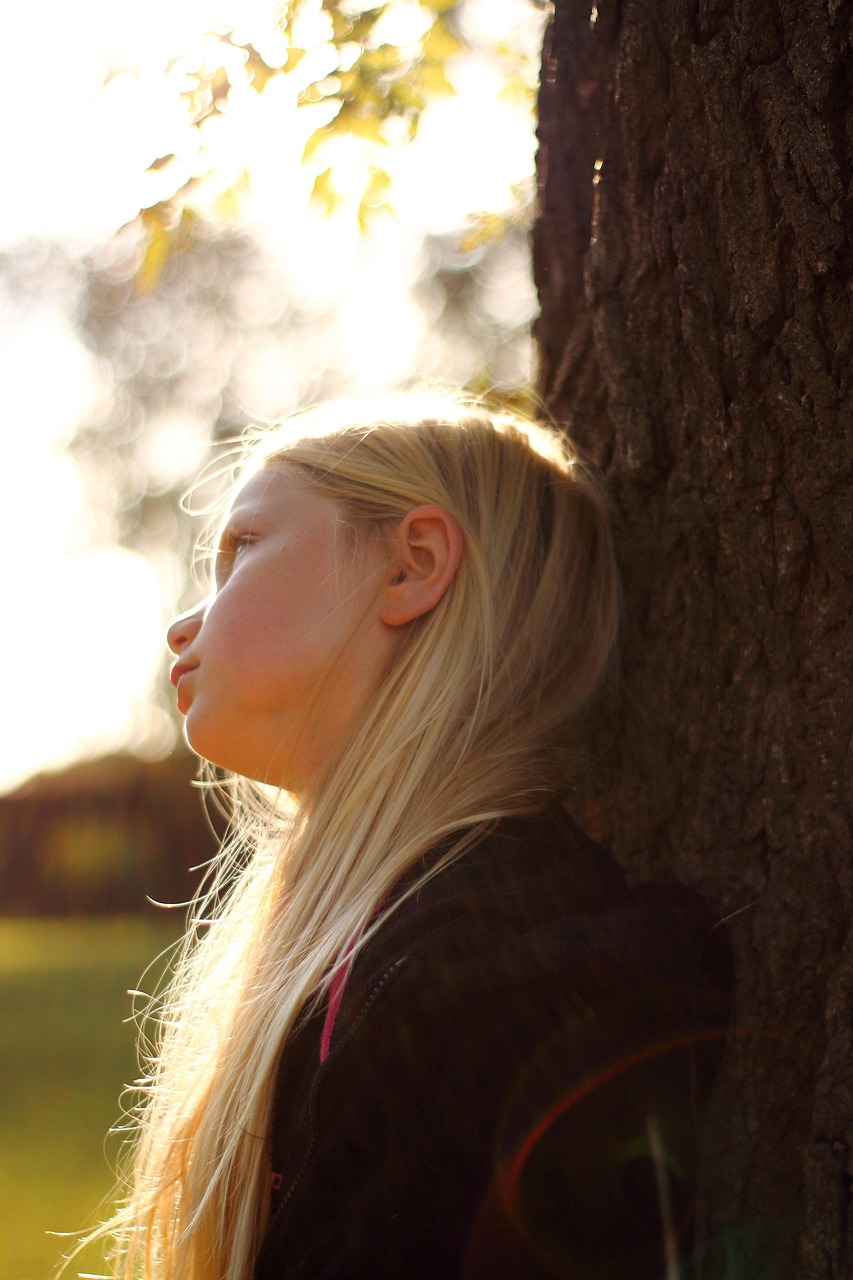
left=254, top=811, right=731, bottom=1280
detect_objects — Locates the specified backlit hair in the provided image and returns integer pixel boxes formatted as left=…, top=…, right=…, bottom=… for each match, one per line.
left=87, top=395, right=621, bottom=1279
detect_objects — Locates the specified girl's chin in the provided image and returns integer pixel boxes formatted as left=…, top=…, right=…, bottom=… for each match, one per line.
left=182, top=729, right=302, bottom=791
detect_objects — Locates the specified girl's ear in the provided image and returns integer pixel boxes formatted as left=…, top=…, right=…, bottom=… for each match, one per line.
left=379, top=505, right=463, bottom=627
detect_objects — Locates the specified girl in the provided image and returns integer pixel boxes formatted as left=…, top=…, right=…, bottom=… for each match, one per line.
left=95, top=397, right=729, bottom=1279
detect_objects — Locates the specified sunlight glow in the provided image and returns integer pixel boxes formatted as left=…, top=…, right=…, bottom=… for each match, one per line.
left=0, top=300, right=177, bottom=790
left=0, top=0, right=544, bottom=790
left=3, top=549, right=174, bottom=792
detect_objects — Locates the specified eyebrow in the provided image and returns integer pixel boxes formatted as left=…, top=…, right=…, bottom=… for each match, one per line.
left=219, top=505, right=262, bottom=542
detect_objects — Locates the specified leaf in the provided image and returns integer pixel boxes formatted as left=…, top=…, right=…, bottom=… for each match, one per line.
left=362, top=163, right=392, bottom=207
left=389, top=73, right=426, bottom=112
left=358, top=164, right=393, bottom=230
left=422, top=17, right=462, bottom=61
left=349, top=7, right=388, bottom=43
left=310, top=166, right=340, bottom=216
left=137, top=205, right=174, bottom=294
left=303, top=123, right=335, bottom=162
left=215, top=168, right=252, bottom=221
left=498, top=78, right=535, bottom=105
left=335, top=109, right=389, bottom=144
left=276, top=0, right=301, bottom=36
left=210, top=66, right=231, bottom=107
left=243, top=43, right=280, bottom=92
left=458, top=211, right=508, bottom=252
left=415, top=61, right=455, bottom=97
left=174, top=205, right=198, bottom=250
left=284, top=46, right=306, bottom=73
left=124, top=0, right=499, bottom=252
left=360, top=44, right=405, bottom=76
left=336, top=67, right=360, bottom=97
left=147, top=153, right=177, bottom=173
left=329, top=9, right=354, bottom=40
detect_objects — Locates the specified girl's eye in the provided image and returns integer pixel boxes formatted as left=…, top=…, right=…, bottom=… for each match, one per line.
left=216, top=533, right=255, bottom=584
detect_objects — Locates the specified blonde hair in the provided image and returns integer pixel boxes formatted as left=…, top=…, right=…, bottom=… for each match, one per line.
left=90, top=396, right=620, bottom=1279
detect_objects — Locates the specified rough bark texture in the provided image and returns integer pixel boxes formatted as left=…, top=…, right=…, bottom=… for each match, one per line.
left=533, top=2, right=853, bottom=1276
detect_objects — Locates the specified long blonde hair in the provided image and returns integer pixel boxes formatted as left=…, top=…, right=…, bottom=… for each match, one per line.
left=93, top=396, right=620, bottom=1279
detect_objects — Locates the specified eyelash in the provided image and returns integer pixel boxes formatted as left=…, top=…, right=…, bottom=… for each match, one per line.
left=216, top=533, right=254, bottom=580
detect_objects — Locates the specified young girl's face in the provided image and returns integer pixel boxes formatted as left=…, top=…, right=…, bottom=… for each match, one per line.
left=167, top=466, right=395, bottom=791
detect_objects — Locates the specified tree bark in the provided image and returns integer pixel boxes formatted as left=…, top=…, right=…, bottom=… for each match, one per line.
left=533, top=1, right=853, bottom=1275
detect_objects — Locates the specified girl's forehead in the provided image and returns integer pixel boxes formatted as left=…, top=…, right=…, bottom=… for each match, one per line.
left=222, top=465, right=342, bottom=542
left=227, top=464, right=300, bottom=519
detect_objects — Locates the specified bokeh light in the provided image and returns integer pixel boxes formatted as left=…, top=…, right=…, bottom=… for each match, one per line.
left=0, top=0, right=545, bottom=793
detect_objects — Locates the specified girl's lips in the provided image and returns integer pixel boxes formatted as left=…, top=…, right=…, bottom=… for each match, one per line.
left=170, top=662, right=197, bottom=688
left=171, top=665, right=197, bottom=715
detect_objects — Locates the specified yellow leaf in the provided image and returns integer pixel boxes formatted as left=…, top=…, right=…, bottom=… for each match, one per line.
left=174, top=205, right=198, bottom=251
left=415, top=61, right=455, bottom=97
left=147, top=153, right=176, bottom=173
left=248, top=61, right=276, bottom=92
left=238, top=42, right=281, bottom=92
left=334, top=107, right=389, bottom=144
left=210, top=66, right=230, bottom=106
left=422, top=18, right=461, bottom=61
left=498, top=80, right=535, bottom=105
left=358, top=164, right=394, bottom=229
left=284, top=46, right=306, bottom=73
left=350, top=7, right=388, bottom=43
left=330, top=10, right=354, bottom=40
left=277, top=1, right=300, bottom=36
left=337, top=68, right=358, bottom=96
left=311, top=166, right=339, bottom=216
left=215, top=168, right=251, bottom=221
left=362, top=164, right=392, bottom=207
left=458, top=211, right=507, bottom=252
left=137, top=206, right=173, bottom=294
left=389, top=75, right=425, bottom=112
left=303, top=124, right=334, bottom=161
left=360, top=44, right=404, bottom=76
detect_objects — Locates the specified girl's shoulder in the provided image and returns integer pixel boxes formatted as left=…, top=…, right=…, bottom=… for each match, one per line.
left=341, top=810, right=730, bottom=1044
left=361, top=809, right=721, bottom=967
left=260, top=813, right=732, bottom=1280
left=374, top=809, right=632, bottom=949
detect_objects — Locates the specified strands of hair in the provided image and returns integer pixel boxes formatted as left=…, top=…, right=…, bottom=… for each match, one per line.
left=66, top=395, right=621, bottom=1280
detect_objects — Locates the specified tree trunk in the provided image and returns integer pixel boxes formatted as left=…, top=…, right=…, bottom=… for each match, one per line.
left=533, top=1, right=853, bottom=1275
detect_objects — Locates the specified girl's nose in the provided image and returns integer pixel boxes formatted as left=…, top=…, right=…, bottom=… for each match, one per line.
left=167, top=605, right=204, bottom=654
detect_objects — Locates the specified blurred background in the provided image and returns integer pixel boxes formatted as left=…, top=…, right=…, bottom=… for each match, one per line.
left=0, top=0, right=545, bottom=1273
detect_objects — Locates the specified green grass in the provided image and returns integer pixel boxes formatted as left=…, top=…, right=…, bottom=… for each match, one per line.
left=0, top=917, right=182, bottom=1280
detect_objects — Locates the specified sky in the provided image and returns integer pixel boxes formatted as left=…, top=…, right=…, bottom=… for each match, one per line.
left=0, top=0, right=544, bottom=793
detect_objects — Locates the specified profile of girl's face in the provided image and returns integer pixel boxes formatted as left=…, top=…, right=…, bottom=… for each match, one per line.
left=167, top=466, right=395, bottom=792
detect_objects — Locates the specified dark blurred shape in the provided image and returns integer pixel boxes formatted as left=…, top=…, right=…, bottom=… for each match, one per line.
left=0, top=751, right=218, bottom=916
